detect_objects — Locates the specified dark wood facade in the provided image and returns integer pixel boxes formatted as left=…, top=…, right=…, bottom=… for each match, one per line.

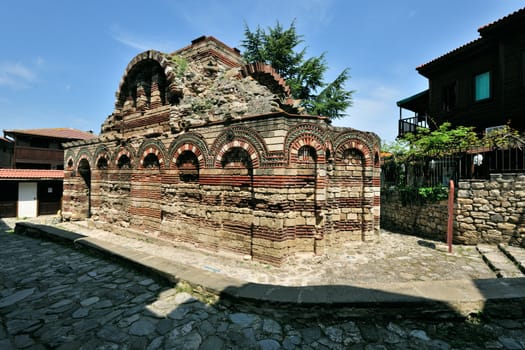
left=398, top=7, right=525, bottom=137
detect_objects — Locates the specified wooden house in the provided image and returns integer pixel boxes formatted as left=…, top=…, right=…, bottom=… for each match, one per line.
left=398, top=7, right=525, bottom=137
left=0, top=128, right=95, bottom=218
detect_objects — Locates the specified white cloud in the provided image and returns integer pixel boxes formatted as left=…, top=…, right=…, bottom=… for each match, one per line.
left=0, top=62, right=36, bottom=89
left=110, top=24, right=179, bottom=52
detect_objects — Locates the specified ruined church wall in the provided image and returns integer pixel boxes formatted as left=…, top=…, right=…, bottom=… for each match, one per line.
left=61, top=36, right=381, bottom=264
left=64, top=115, right=380, bottom=265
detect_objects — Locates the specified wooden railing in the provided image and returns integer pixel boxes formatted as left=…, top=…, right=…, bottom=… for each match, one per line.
left=398, top=115, right=429, bottom=138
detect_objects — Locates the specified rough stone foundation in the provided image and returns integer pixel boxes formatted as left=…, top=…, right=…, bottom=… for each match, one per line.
left=381, top=173, right=525, bottom=247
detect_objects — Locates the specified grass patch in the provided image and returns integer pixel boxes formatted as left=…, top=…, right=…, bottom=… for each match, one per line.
left=175, top=280, right=219, bottom=305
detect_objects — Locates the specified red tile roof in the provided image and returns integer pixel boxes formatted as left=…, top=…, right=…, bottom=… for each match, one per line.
left=3, top=128, right=96, bottom=140
left=0, top=169, right=64, bottom=179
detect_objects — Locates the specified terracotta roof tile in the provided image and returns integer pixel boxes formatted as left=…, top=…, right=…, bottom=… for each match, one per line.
left=3, top=128, right=96, bottom=140
left=0, top=169, right=63, bottom=179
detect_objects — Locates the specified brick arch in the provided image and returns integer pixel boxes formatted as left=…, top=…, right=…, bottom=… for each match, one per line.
left=333, top=131, right=379, bottom=166
left=171, top=143, right=205, bottom=169
left=214, top=140, right=259, bottom=168
left=115, top=50, right=183, bottom=110
left=240, top=63, right=294, bottom=108
left=334, top=131, right=379, bottom=153
left=138, top=140, right=167, bottom=169
left=210, top=126, right=267, bottom=163
left=114, top=146, right=135, bottom=169
left=287, top=132, right=325, bottom=164
left=335, top=140, right=373, bottom=167
left=285, top=123, right=326, bottom=151
left=65, top=149, right=76, bottom=169
left=75, top=148, right=93, bottom=169
left=168, top=133, right=210, bottom=168
left=93, top=145, right=111, bottom=169
left=116, top=50, right=175, bottom=108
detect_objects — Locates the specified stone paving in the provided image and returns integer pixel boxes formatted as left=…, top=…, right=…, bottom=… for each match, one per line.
left=1, top=218, right=525, bottom=349
left=55, top=221, right=497, bottom=288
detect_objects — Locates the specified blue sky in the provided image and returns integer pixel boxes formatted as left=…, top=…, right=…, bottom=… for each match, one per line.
left=1, top=0, right=524, bottom=143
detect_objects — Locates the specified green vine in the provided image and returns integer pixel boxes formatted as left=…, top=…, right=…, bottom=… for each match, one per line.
left=397, top=185, right=449, bottom=206
left=169, top=55, right=188, bottom=78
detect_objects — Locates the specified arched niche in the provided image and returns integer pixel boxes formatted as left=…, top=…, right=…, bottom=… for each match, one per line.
left=176, top=151, right=199, bottom=182
left=143, top=153, right=160, bottom=169
left=96, top=156, right=109, bottom=170
left=221, top=147, right=253, bottom=173
left=117, top=59, right=169, bottom=110
left=117, top=154, right=132, bottom=169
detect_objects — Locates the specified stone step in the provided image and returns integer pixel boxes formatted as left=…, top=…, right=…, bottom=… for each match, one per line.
left=476, top=244, right=524, bottom=278
left=498, top=243, right=525, bottom=275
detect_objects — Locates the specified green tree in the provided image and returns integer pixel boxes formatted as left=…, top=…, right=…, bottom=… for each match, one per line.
left=241, top=20, right=353, bottom=119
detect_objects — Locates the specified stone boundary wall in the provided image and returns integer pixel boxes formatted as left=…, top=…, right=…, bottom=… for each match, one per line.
left=380, top=191, right=449, bottom=241
left=381, top=173, right=525, bottom=247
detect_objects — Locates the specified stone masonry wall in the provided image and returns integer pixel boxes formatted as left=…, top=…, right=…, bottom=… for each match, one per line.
left=62, top=37, right=381, bottom=266
left=380, top=190, right=449, bottom=241
left=456, top=173, right=525, bottom=246
left=381, top=173, right=525, bottom=247
left=63, top=115, right=381, bottom=265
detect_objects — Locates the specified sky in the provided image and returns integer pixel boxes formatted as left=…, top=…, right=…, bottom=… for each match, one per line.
left=1, top=1, right=524, bottom=143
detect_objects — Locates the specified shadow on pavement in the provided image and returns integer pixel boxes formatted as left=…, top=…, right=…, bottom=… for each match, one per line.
left=0, top=221, right=524, bottom=348
left=417, top=240, right=436, bottom=250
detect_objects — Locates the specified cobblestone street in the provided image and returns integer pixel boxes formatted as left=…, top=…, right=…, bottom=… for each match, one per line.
left=1, top=219, right=525, bottom=349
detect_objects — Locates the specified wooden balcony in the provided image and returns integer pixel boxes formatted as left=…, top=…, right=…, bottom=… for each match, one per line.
left=14, top=146, right=63, bottom=164
left=398, top=115, right=429, bottom=138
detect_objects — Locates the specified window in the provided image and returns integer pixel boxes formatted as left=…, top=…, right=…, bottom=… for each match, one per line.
left=297, top=145, right=317, bottom=163
left=441, top=82, right=456, bottom=111
left=474, top=71, right=491, bottom=101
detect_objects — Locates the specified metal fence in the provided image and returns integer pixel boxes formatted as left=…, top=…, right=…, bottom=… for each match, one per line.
left=382, top=145, right=525, bottom=189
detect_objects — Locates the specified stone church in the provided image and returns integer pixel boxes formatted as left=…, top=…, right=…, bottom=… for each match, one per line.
left=63, top=36, right=381, bottom=265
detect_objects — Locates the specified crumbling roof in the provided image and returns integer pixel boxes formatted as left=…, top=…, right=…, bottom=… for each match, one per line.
left=4, top=128, right=96, bottom=141
left=0, top=169, right=63, bottom=180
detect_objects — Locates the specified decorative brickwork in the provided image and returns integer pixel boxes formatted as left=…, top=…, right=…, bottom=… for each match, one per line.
left=63, top=36, right=381, bottom=265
